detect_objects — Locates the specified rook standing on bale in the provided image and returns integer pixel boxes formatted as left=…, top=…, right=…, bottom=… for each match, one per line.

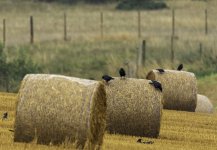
left=156, top=69, right=165, bottom=74
left=102, top=75, right=114, bottom=83
left=2, top=112, right=8, bottom=120
left=177, top=64, right=183, bottom=71
left=149, top=80, right=162, bottom=92
left=119, top=68, right=126, bottom=79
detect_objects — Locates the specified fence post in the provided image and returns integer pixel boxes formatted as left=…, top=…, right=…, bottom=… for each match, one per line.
left=138, top=11, right=141, bottom=38
left=3, top=19, right=6, bottom=47
left=100, top=12, right=103, bottom=38
left=171, top=36, right=174, bottom=69
left=137, top=41, right=142, bottom=68
left=171, top=9, right=175, bottom=69
left=142, top=40, right=146, bottom=66
left=199, top=42, right=202, bottom=60
left=64, top=12, right=67, bottom=41
left=30, top=16, right=34, bottom=44
left=172, top=9, right=175, bottom=36
left=205, top=9, right=208, bottom=35
left=136, top=40, right=146, bottom=77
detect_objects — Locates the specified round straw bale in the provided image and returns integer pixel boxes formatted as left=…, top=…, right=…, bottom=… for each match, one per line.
left=146, top=70, right=197, bottom=112
left=195, top=94, right=214, bottom=113
left=105, top=77, right=163, bottom=138
left=14, top=74, right=106, bottom=149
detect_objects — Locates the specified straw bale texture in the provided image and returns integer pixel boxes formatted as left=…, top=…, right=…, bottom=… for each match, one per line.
left=195, top=94, right=214, bottom=113
left=14, top=74, right=106, bottom=149
left=146, top=70, right=197, bottom=112
left=105, top=77, right=163, bottom=138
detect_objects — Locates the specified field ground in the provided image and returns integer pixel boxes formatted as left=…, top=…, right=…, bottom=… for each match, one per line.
left=0, top=74, right=217, bottom=150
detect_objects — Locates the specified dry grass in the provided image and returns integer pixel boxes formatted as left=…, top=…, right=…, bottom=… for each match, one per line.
left=0, top=92, right=217, bottom=149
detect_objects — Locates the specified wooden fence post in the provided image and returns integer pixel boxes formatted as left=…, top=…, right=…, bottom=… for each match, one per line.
left=199, top=42, right=202, bottom=60
left=172, top=9, right=175, bottom=36
left=30, top=16, right=34, bottom=44
left=171, top=36, right=174, bottom=69
left=100, top=12, right=103, bottom=38
left=142, top=40, right=146, bottom=66
left=205, top=9, right=208, bottom=35
left=3, top=19, right=6, bottom=47
left=138, top=11, right=141, bottom=38
left=171, top=9, right=175, bottom=69
left=136, top=40, right=146, bottom=77
left=64, top=12, right=67, bottom=41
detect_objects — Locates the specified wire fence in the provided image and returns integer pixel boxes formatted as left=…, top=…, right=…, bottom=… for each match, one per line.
left=0, top=9, right=216, bottom=46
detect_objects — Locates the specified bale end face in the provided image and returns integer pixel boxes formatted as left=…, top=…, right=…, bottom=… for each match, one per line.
left=87, top=82, right=107, bottom=149
left=14, top=74, right=107, bottom=149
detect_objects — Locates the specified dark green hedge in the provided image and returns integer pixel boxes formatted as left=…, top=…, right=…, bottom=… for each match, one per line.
left=35, top=0, right=120, bottom=4
left=116, top=0, right=168, bottom=10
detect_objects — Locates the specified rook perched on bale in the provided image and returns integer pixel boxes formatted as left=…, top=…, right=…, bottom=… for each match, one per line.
left=177, top=64, right=183, bottom=71
left=119, top=68, right=126, bottom=78
left=149, top=80, right=162, bottom=92
left=102, top=75, right=114, bottom=83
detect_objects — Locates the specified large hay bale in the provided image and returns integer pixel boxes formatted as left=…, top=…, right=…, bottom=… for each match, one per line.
left=146, top=70, right=197, bottom=112
left=105, top=77, right=163, bottom=138
left=14, top=74, right=106, bottom=149
left=195, top=94, right=214, bottom=113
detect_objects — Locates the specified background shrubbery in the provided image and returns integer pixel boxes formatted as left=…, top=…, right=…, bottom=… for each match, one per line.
left=116, top=0, right=168, bottom=10
left=35, top=0, right=168, bottom=10
left=0, top=43, right=41, bottom=92
left=35, top=0, right=120, bottom=4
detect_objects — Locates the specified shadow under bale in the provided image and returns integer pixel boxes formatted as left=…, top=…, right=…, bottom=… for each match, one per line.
left=14, top=74, right=107, bottom=149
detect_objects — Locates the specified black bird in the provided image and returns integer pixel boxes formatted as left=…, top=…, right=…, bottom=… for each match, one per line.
left=2, top=112, right=8, bottom=120
left=119, top=68, right=126, bottom=78
left=156, top=68, right=165, bottom=74
left=102, top=75, right=114, bottom=83
left=137, top=139, right=142, bottom=143
left=143, top=141, right=154, bottom=144
left=149, top=80, right=162, bottom=92
left=9, top=129, right=14, bottom=132
left=177, top=64, right=183, bottom=71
